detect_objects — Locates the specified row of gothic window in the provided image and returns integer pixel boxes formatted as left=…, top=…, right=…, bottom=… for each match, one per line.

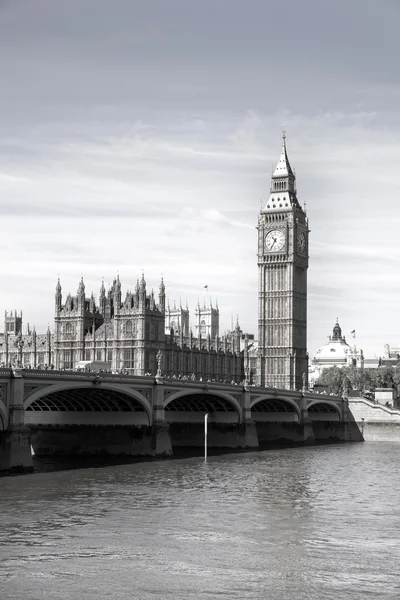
left=265, top=214, right=286, bottom=222
left=273, top=181, right=287, bottom=190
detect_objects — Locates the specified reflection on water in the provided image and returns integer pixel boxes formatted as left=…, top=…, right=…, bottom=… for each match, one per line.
left=1, top=443, right=400, bottom=600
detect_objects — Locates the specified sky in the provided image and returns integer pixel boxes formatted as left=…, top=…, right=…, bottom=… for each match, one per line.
left=1, top=0, right=400, bottom=358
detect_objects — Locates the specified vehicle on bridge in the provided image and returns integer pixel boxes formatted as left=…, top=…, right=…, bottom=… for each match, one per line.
left=75, top=361, right=111, bottom=372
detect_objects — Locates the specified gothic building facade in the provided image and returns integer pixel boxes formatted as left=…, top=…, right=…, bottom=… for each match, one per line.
left=0, top=133, right=310, bottom=390
left=0, top=277, right=245, bottom=382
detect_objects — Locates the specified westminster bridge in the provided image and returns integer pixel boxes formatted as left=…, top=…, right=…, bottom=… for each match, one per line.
left=0, top=367, right=354, bottom=472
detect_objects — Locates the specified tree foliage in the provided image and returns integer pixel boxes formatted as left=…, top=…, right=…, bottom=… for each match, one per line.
left=315, top=365, right=400, bottom=395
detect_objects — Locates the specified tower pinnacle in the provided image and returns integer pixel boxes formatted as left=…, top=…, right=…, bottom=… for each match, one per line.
left=262, top=131, right=302, bottom=212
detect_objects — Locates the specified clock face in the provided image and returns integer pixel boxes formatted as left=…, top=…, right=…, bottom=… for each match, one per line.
left=297, top=231, right=307, bottom=254
left=265, top=229, right=285, bottom=252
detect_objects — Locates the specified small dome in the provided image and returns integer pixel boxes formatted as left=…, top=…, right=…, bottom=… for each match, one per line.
left=332, top=319, right=342, bottom=340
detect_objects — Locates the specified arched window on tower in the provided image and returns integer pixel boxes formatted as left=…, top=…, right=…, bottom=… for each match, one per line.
left=201, top=320, right=207, bottom=336
left=65, top=322, right=72, bottom=334
left=125, top=320, right=133, bottom=335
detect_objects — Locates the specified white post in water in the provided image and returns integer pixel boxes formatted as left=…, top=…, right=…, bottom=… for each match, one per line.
left=204, top=413, right=209, bottom=463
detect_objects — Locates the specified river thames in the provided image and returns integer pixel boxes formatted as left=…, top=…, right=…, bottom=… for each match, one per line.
left=1, top=443, right=399, bottom=599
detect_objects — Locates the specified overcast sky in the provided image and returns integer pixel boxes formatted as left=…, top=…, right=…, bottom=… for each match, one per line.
left=1, top=0, right=400, bottom=358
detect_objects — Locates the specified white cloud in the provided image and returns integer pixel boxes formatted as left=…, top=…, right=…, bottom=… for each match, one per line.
left=1, top=1, right=400, bottom=361
left=2, top=108, right=400, bottom=359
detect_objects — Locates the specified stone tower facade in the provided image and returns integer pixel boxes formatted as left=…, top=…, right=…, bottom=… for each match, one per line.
left=165, top=301, right=190, bottom=336
left=4, top=310, right=22, bottom=335
left=195, top=300, right=219, bottom=339
left=54, top=274, right=165, bottom=374
left=257, top=132, right=309, bottom=390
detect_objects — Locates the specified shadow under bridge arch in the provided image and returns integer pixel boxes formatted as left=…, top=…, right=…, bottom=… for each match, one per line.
left=24, top=382, right=152, bottom=426
left=164, top=390, right=242, bottom=424
left=250, top=395, right=300, bottom=422
left=307, top=400, right=342, bottom=421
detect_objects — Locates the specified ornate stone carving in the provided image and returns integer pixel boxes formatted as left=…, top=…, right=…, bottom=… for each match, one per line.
left=13, top=336, right=24, bottom=367
left=229, top=393, right=242, bottom=403
left=23, top=384, right=47, bottom=400
left=156, top=349, right=164, bottom=376
left=163, top=389, right=177, bottom=401
left=136, top=388, right=151, bottom=400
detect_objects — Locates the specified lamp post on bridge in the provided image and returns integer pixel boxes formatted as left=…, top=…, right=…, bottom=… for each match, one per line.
left=14, top=335, right=24, bottom=369
left=204, top=413, right=209, bottom=463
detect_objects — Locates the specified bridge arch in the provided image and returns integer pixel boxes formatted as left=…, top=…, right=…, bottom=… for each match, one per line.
left=164, top=389, right=242, bottom=422
left=250, top=394, right=300, bottom=421
left=307, top=400, right=342, bottom=421
left=23, top=382, right=152, bottom=425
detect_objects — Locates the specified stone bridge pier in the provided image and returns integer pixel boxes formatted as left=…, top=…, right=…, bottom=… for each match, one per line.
left=0, top=368, right=347, bottom=473
left=0, top=368, right=33, bottom=473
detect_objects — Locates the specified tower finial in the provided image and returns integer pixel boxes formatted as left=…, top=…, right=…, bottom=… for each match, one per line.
left=282, top=124, right=287, bottom=146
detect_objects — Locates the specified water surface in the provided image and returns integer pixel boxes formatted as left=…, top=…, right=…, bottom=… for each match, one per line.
left=1, top=443, right=399, bottom=599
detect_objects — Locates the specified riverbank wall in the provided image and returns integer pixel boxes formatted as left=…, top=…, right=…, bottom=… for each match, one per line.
left=348, top=398, right=400, bottom=442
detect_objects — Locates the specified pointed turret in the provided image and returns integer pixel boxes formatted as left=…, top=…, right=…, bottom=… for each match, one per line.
left=158, top=276, right=165, bottom=313
left=77, top=277, right=85, bottom=312
left=234, top=315, right=241, bottom=333
left=89, top=291, right=95, bottom=313
left=150, top=289, right=155, bottom=310
left=233, top=316, right=241, bottom=353
left=99, top=280, right=106, bottom=315
left=65, top=292, right=72, bottom=311
left=263, top=128, right=302, bottom=213
left=55, top=278, right=62, bottom=313
left=113, top=274, right=122, bottom=313
left=138, top=272, right=146, bottom=310
left=77, top=277, right=85, bottom=297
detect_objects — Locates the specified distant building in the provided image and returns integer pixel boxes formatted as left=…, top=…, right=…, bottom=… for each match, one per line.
left=308, top=320, right=400, bottom=385
left=0, top=311, right=52, bottom=369
left=309, top=320, right=364, bottom=384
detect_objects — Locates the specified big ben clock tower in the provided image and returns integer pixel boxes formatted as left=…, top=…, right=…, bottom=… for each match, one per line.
left=257, top=131, right=309, bottom=390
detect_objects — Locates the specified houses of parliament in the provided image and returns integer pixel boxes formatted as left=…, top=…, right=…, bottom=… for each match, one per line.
left=0, top=133, right=309, bottom=390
